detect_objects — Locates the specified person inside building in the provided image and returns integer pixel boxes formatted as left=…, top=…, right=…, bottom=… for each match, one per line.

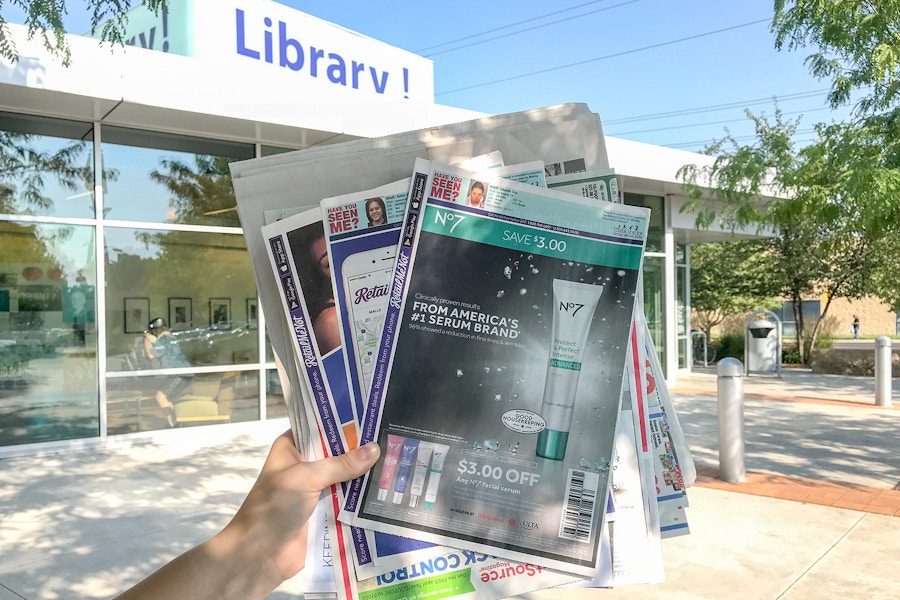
left=143, top=317, right=192, bottom=427
left=114, top=432, right=380, bottom=599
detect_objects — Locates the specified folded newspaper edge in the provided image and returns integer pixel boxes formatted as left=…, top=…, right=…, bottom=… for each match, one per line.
left=230, top=104, right=695, bottom=594
left=230, top=104, right=606, bottom=455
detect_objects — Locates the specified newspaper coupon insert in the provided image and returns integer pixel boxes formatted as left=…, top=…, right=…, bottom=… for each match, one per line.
left=341, top=158, right=650, bottom=577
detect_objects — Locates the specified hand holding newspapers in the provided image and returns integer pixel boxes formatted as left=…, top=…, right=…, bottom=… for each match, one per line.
left=230, top=104, right=695, bottom=599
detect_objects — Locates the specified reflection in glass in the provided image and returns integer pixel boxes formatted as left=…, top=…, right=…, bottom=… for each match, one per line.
left=106, top=370, right=260, bottom=433
left=0, top=221, right=99, bottom=446
left=0, top=113, right=96, bottom=219
left=624, top=193, right=664, bottom=253
left=105, top=228, right=259, bottom=371
left=642, top=256, right=666, bottom=374
left=676, top=263, right=688, bottom=337
left=266, top=368, right=287, bottom=420
left=101, top=129, right=252, bottom=226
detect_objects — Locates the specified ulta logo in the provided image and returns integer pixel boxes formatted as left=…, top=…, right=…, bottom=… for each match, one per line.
left=559, top=301, right=585, bottom=316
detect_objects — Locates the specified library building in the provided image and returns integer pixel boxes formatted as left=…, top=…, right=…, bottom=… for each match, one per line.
left=0, top=0, right=753, bottom=455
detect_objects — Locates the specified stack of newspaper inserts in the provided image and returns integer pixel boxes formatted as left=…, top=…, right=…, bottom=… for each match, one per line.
left=230, top=103, right=696, bottom=600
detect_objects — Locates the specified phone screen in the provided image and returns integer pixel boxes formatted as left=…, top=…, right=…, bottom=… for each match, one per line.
left=344, top=258, right=394, bottom=397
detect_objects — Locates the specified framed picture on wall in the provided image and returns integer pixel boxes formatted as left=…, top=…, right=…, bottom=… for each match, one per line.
left=246, top=297, right=258, bottom=330
left=168, top=297, right=192, bottom=331
left=209, top=298, right=231, bottom=330
left=124, top=297, right=150, bottom=334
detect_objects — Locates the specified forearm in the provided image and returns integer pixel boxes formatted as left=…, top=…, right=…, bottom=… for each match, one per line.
left=114, top=526, right=284, bottom=600
left=113, top=435, right=380, bottom=600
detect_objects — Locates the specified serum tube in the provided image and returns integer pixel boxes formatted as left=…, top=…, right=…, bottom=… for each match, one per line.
left=423, top=443, right=450, bottom=510
left=536, top=279, right=603, bottom=460
left=392, top=438, right=420, bottom=503
left=408, top=442, right=435, bottom=507
left=377, top=434, right=405, bottom=501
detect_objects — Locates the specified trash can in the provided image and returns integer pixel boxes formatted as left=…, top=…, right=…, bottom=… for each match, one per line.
left=746, top=318, right=778, bottom=373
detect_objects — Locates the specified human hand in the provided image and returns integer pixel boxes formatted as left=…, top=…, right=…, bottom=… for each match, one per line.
left=216, top=431, right=381, bottom=591
left=115, top=432, right=380, bottom=600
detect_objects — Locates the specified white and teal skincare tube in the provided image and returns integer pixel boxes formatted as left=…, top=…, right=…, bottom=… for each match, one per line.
left=407, top=442, right=435, bottom=507
left=536, top=279, right=603, bottom=460
left=423, top=443, right=450, bottom=510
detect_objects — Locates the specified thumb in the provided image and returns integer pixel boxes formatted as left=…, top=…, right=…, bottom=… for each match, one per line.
left=300, top=442, right=381, bottom=491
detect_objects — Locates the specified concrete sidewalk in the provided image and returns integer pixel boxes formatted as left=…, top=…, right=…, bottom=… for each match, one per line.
left=676, top=364, right=896, bottom=406
left=1, top=370, right=899, bottom=599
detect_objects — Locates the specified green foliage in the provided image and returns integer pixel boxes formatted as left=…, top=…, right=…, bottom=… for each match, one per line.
left=782, top=321, right=833, bottom=364
left=781, top=343, right=801, bottom=365
left=868, top=233, right=900, bottom=310
left=679, top=93, right=900, bottom=364
left=149, top=155, right=238, bottom=226
left=0, top=0, right=168, bottom=66
left=690, top=240, right=781, bottom=338
left=713, top=332, right=745, bottom=362
left=773, top=0, right=900, bottom=115
left=678, top=108, right=802, bottom=232
left=0, top=130, right=95, bottom=214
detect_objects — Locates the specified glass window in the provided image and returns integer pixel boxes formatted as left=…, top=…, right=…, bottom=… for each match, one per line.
left=104, top=226, right=259, bottom=433
left=0, top=221, right=99, bottom=446
left=0, top=112, right=95, bottom=219
left=642, top=256, right=666, bottom=374
left=106, top=370, right=260, bottom=434
left=100, top=127, right=253, bottom=226
left=266, top=368, right=288, bottom=420
left=780, top=300, right=820, bottom=337
left=261, top=145, right=299, bottom=157
left=624, top=193, right=664, bottom=253
left=104, top=228, right=259, bottom=372
left=676, top=264, right=688, bottom=337
left=676, top=244, right=689, bottom=368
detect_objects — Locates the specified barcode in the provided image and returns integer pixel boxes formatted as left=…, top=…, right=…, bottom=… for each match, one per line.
left=559, top=469, right=599, bottom=542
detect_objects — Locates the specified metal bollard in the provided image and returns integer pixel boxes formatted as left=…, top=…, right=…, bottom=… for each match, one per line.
left=875, top=336, right=893, bottom=408
left=717, top=357, right=746, bottom=483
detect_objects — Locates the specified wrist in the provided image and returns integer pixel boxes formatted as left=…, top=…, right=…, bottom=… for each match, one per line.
left=205, top=519, right=285, bottom=599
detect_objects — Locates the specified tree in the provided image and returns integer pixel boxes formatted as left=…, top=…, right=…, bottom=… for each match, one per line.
left=690, top=240, right=780, bottom=341
left=0, top=0, right=167, bottom=66
left=868, top=233, right=900, bottom=312
left=678, top=108, right=900, bottom=363
left=149, top=155, right=239, bottom=227
left=773, top=0, right=900, bottom=115
left=680, top=2, right=900, bottom=361
left=0, top=130, right=93, bottom=214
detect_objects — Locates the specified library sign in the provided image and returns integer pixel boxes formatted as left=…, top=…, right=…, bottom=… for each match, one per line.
left=90, top=0, right=434, bottom=103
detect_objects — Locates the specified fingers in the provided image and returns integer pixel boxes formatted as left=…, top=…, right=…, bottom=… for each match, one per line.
left=298, top=442, right=381, bottom=491
left=264, top=430, right=304, bottom=471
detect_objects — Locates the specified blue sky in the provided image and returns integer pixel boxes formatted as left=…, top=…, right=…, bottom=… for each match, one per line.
left=8, top=0, right=857, bottom=153
left=292, top=0, right=857, bottom=152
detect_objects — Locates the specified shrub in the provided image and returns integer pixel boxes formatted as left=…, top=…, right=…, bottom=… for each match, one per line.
left=782, top=342, right=801, bottom=365
left=713, top=332, right=744, bottom=362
